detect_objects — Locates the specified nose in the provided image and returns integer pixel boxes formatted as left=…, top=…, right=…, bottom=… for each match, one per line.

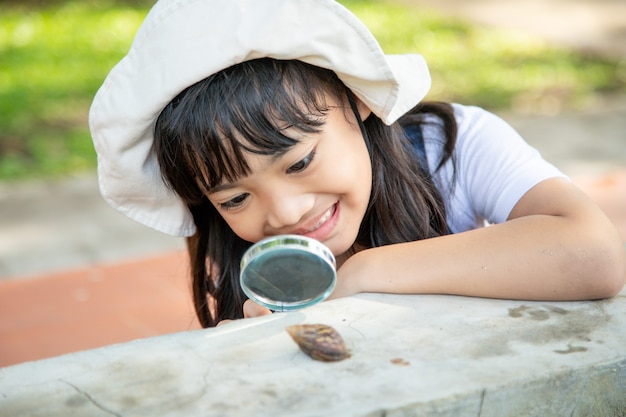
left=264, top=189, right=315, bottom=230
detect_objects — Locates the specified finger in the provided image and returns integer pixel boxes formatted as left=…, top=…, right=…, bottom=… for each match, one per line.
left=243, top=299, right=272, bottom=318
left=216, top=319, right=233, bottom=327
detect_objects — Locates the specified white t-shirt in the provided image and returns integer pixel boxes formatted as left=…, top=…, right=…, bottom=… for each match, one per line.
left=421, top=104, right=567, bottom=233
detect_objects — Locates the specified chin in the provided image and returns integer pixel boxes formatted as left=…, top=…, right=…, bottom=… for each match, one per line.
left=326, top=233, right=358, bottom=258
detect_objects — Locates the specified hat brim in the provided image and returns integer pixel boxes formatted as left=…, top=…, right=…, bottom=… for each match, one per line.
left=89, top=0, right=431, bottom=236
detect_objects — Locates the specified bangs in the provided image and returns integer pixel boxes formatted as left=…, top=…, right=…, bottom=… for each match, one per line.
left=154, top=59, right=347, bottom=204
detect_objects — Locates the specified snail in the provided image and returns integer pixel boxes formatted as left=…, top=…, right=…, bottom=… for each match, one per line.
left=286, top=323, right=351, bottom=362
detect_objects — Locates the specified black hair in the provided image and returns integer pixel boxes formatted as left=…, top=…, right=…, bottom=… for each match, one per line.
left=154, top=58, right=457, bottom=327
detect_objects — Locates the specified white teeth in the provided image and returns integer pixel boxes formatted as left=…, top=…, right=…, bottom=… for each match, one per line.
left=308, top=206, right=333, bottom=233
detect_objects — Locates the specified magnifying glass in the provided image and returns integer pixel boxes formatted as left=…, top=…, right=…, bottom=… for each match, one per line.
left=240, top=235, right=337, bottom=312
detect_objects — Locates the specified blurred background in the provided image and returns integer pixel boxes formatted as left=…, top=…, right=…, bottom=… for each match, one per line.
left=1, top=0, right=625, bottom=366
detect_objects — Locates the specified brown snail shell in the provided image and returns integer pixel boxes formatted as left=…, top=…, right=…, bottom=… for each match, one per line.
left=286, top=324, right=351, bottom=362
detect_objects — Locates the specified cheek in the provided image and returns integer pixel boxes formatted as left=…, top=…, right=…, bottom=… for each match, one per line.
left=340, top=139, right=372, bottom=195
left=328, top=131, right=371, bottom=183
left=219, top=211, right=264, bottom=243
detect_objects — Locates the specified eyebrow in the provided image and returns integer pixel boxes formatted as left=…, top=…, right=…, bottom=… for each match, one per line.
left=208, top=182, right=239, bottom=194
left=207, top=141, right=304, bottom=194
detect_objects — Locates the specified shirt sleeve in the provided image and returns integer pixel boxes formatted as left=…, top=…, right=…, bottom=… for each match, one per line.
left=423, top=104, right=568, bottom=233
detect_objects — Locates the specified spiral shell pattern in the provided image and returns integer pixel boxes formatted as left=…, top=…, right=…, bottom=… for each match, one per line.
left=286, top=324, right=351, bottom=362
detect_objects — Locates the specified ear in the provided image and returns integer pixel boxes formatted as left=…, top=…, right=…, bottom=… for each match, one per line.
left=353, top=95, right=372, bottom=121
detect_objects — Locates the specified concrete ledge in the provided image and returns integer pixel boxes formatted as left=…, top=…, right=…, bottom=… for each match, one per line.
left=1, top=289, right=625, bottom=416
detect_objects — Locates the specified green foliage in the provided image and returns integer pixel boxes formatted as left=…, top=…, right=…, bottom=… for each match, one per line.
left=0, top=1, right=148, bottom=179
left=341, top=0, right=624, bottom=108
left=0, top=0, right=624, bottom=180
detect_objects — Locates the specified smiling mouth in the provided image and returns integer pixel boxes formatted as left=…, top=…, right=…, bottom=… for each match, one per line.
left=306, top=204, right=336, bottom=233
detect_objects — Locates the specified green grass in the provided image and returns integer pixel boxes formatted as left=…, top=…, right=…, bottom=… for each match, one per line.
left=1, top=0, right=624, bottom=181
left=344, top=0, right=624, bottom=108
left=0, top=0, right=149, bottom=179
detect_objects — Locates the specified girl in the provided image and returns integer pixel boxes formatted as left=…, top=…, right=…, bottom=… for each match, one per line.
left=90, top=0, right=625, bottom=327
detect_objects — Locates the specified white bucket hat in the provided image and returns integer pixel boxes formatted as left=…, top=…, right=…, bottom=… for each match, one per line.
left=89, top=0, right=431, bottom=237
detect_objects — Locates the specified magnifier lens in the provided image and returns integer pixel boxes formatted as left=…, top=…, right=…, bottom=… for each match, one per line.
left=240, top=235, right=336, bottom=311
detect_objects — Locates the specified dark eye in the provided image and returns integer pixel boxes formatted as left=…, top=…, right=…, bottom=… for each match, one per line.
left=287, top=149, right=316, bottom=174
left=220, top=193, right=249, bottom=210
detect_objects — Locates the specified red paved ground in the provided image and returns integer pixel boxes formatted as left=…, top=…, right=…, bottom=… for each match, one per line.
left=0, top=170, right=624, bottom=367
left=0, top=251, right=201, bottom=367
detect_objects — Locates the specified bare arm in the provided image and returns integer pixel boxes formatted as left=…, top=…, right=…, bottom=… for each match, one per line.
left=334, top=178, right=626, bottom=301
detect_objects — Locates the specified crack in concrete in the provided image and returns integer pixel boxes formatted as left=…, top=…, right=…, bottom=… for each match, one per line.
left=60, top=379, right=122, bottom=417
left=477, top=389, right=486, bottom=417
left=596, top=299, right=611, bottom=321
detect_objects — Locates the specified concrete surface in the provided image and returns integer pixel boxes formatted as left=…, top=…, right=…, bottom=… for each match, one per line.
left=0, top=176, right=185, bottom=279
left=502, top=94, right=626, bottom=176
left=1, top=291, right=625, bottom=416
left=0, top=0, right=625, bottom=376
left=0, top=3, right=625, bottom=415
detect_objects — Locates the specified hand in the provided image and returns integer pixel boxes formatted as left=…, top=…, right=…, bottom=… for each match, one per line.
left=216, top=299, right=272, bottom=326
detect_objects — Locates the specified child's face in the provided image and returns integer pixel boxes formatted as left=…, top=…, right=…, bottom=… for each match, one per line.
left=205, top=97, right=373, bottom=256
